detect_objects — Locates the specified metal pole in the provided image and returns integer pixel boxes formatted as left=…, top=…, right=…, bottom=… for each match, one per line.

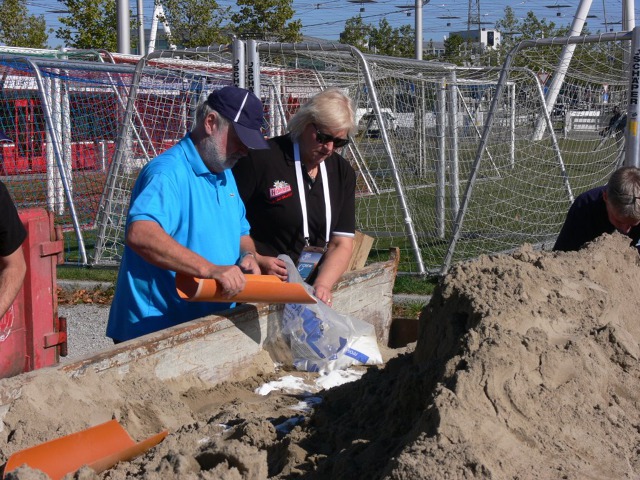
left=436, top=77, right=446, bottom=238
left=623, top=0, right=635, bottom=31
left=532, top=0, right=593, bottom=140
left=30, top=61, right=88, bottom=264
left=117, top=0, right=130, bottom=54
left=447, top=71, right=460, bottom=217
left=232, top=38, right=246, bottom=88
left=247, top=40, right=260, bottom=99
left=137, top=0, right=145, bottom=56
left=148, top=4, right=160, bottom=53
left=625, top=26, right=640, bottom=167
left=415, top=0, right=423, bottom=60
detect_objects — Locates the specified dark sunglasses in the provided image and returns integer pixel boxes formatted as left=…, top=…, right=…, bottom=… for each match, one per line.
left=312, top=124, right=349, bottom=148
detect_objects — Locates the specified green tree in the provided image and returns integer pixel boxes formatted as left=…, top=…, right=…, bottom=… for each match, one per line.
left=159, top=0, right=229, bottom=48
left=369, top=18, right=414, bottom=58
left=495, top=5, right=519, bottom=58
left=339, top=15, right=371, bottom=51
left=443, top=33, right=464, bottom=65
left=493, top=9, right=573, bottom=69
left=518, top=11, right=563, bottom=39
left=0, top=0, right=48, bottom=48
left=230, top=0, right=302, bottom=43
left=339, top=16, right=415, bottom=58
left=394, top=24, right=415, bottom=58
left=56, top=0, right=121, bottom=50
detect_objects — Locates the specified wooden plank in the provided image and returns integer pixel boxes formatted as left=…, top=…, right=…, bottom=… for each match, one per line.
left=0, top=249, right=399, bottom=411
left=348, top=230, right=374, bottom=271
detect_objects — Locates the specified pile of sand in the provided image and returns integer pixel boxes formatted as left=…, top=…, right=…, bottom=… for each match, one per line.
left=2, top=232, right=640, bottom=479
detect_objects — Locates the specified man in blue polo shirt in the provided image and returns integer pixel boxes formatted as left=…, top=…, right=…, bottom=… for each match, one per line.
left=107, top=86, right=269, bottom=342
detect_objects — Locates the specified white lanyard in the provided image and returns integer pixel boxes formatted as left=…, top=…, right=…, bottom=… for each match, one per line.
left=293, top=142, right=331, bottom=246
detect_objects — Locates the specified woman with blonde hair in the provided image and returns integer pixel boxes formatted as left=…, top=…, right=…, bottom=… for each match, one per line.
left=233, top=88, right=357, bottom=306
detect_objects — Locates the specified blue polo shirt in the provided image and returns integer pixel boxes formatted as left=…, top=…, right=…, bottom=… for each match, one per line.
left=107, top=134, right=250, bottom=341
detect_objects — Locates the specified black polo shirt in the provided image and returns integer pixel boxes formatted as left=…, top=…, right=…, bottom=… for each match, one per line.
left=0, top=181, right=26, bottom=257
left=233, top=134, right=356, bottom=264
left=553, top=185, right=640, bottom=252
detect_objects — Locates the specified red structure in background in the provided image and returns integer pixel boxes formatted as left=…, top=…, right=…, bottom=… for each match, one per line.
left=0, top=208, right=65, bottom=379
left=285, top=95, right=301, bottom=121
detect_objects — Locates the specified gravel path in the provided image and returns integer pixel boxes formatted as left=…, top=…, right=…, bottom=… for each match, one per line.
left=58, top=304, right=113, bottom=362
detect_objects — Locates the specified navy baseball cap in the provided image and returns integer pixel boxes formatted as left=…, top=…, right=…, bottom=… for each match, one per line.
left=0, top=131, right=11, bottom=142
left=207, top=86, right=269, bottom=150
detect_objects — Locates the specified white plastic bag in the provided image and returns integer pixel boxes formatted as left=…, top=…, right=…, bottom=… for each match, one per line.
left=279, top=255, right=383, bottom=373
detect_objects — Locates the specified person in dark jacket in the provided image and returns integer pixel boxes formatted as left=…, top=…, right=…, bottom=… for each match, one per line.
left=554, top=166, right=640, bottom=253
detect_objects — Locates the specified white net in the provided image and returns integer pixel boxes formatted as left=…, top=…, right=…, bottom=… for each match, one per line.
left=93, top=48, right=236, bottom=265
left=442, top=33, right=630, bottom=272
left=0, top=34, right=632, bottom=274
left=0, top=49, right=132, bottom=263
left=255, top=37, right=632, bottom=274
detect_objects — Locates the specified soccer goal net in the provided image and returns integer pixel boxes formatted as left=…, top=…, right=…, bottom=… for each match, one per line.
left=0, top=32, right=632, bottom=274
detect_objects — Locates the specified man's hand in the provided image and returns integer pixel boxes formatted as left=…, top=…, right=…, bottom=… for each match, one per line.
left=209, top=265, right=246, bottom=298
left=237, top=252, right=260, bottom=274
left=126, top=221, right=250, bottom=299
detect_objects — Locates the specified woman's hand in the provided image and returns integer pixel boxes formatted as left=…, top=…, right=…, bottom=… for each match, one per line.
left=256, top=254, right=288, bottom=281
left=313, top=283, right=333, bottom=306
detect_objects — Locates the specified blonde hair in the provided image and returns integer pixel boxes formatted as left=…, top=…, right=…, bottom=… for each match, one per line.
left=606, top=166, right=640, bottom=220
left=287, top=88, right=356, bottom=141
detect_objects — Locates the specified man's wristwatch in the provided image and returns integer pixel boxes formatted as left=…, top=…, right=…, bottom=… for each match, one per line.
left=238, top=251, right=256, bottom=263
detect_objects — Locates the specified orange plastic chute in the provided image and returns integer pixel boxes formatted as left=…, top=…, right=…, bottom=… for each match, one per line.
left=3, top=419, right=168, bottom=480
left=176, top=273, right=316, bottom=304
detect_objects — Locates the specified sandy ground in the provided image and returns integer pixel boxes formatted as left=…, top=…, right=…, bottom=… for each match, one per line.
left=3, top=232, right=640, bottom=479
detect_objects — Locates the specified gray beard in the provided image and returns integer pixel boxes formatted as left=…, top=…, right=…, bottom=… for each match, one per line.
left=201, top=134, right=239, bottom=173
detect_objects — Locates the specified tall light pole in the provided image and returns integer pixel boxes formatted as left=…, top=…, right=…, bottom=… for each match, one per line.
left=137, top=0, right=145, bottom=56
left=117, top=0, right=130, bottom=54
left=398, top=0, right=429, bottom=59
left=415, top=0, right=423, bottom=59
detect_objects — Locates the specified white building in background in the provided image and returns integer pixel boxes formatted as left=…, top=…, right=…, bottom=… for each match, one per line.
left=449, top=29, right=501, bottom=50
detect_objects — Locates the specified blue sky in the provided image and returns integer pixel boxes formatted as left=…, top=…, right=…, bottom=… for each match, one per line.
left=28, top=0, right=636, bottom=49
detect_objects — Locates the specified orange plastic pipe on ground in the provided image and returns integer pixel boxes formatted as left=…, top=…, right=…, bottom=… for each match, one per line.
left=176, top=273, right=316, bottom=304
left=3, top=419, right=168, bottom=479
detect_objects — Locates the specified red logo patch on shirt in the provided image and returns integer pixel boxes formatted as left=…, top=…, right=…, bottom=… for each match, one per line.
left=269, top=181, right=292, bottom=202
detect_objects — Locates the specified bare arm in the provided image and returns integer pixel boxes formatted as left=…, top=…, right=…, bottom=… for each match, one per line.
left=238, top=235, right=261, bottom=274
left=127, top=220, right=246, bottom=298
left=0, top=247, right=26, bottom=318
left=313, top=235, right=353, bottom=305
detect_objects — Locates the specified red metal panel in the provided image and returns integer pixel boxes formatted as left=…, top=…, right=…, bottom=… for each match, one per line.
left=72, top=141, right=98, bottom=170
left=13, top=99, right=47, bottom=173
left=0, top=144, right=30, bottom=175
left=0, top=208, right=64, bottom=378
left=29, top=141, right=47, bottom=173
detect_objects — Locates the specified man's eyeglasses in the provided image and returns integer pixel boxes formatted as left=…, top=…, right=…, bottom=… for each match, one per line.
left=612, top=188, right=640, bottom=205
left=621, top=195, right=640, bottom=206
left=312, top=124, right=349, bottom=148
